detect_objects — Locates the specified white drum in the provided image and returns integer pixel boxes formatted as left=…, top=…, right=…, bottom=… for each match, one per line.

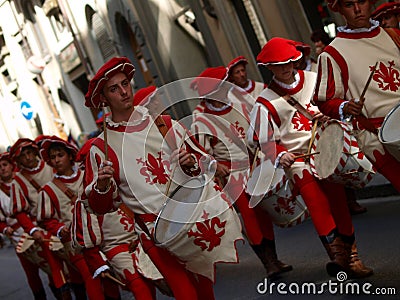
left=154, top=174, right=242, bottom=281
left=246, top=159, right=309, bottom=228
left=379, top=103, right=400, bottom=162
left=310, top=120, right=375, bottom=188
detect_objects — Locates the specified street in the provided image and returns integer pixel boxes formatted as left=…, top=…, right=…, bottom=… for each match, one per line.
left=1, top=194, right=399, bottom=299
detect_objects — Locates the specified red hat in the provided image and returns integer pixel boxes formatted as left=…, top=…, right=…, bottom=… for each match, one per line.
left=133, top=86, right=157, bottom=106
left=34, top=135, right=52, bottom=148
left=0, top=152, right=15, bottom=170
left=371, top=2, right=400, bottom=21
left=227, top=56, right=248, bottom=74
left=9, top=138, right=38, bottom=161
left=195, top=66, right=229, bottom=97
left=326, top=0, right=376, bottom=12
left=257, top=37, right=302, bottom=66
left=76, top=138, right=96, bottom=163
left=85, top=57, right=135, bottom=108
left=39, top=135, right=78, bottom=165
left=294, top=41, right=311, bottom=57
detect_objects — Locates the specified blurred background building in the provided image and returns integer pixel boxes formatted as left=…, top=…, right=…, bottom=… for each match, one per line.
left=0, top=0, right=386, bottom=151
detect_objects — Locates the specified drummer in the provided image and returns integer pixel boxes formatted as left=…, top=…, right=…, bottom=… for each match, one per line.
left=191, top=66, right=292, bottom=279
left=247, top=37, right=372, bottom=278
left=83, top=56, right=243, bottom=300
left=313, top=0, right=400, bottom=193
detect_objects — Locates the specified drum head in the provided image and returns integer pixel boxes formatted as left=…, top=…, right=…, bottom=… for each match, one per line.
left=380, top=103, right=400, bottom=143
left=313, top=122, right=343, bottom=178
left=155, top=175, right=206, bottom=244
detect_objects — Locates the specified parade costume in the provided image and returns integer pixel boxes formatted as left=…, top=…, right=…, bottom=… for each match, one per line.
left=9, top=139, right=69, bottom=291
left=37, top=136, right=104, bottom=299
left=191, top=66, right=292, bottom=278
left=84, top=57, right=242, bottom=300
left=313, top=20, right=400, bottom=192
left=248, top=37, right=372, bottom=278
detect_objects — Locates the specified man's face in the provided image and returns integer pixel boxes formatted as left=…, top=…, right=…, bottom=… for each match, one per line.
left=17, top=147, right=39, bottom=169
left=101, top=72, right=134, bottom=115
left=268, top=62, right=295, bottom=84
left=314, top=40, right=326, bottom=56
left=0, top=160, right=14, bottom=182
left=49, top=148, right=73, bottom=175
left=338, top=0, right=372, bottom=29
left=229, top=64, right=248, bottom=88
left=380, top=14, right=399, bottom=29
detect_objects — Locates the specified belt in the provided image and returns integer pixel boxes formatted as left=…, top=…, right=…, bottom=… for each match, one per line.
left=352, top=117, right=383, bottom=133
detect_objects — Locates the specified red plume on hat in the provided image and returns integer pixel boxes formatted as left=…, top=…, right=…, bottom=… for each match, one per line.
left=85, top=57, right=135, bottom=108
left=227, top=56, right=248, bottom=74
left=326, top=0, right=376, bottom=12
left=133, top=86, right=157, bottom=106
left=195, top=66, right=229, bottom=97
left=9, top=138, right=38, bottom=161
left=39, top=135, right=78, bottom=166
left=257, top=37, right=303, bottom=66
left=371, top=2, right=400, bottom=21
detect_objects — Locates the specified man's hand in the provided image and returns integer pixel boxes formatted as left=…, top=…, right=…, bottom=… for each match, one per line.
left=59, top=226, right=71, bottom=242
left=215, top=162, right=230, bottom=178
left=4, top=226, right=14, bottom=238
left=170, top=148, right=196, bottom=168
left=32, top=230, right=45, bottom=244
left=96, top=161, right=114, bottom=192
left=343, top=98, right=363, bottom=116
left=279, top=153, right=295, bottom=168
left=312, top=111, right=330, bottom=123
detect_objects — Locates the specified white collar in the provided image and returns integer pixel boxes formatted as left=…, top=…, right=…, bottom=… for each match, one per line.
left=273, top=71, right=300, bottom=90
left=107, top=106, right=150, bottom=127
left=54, top=166, right=79, bottom=180
left=205, top=99, right=232, bottom=112
left=337, top=19, right=379, bottom=33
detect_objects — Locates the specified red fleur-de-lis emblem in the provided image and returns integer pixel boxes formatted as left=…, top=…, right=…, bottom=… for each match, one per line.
left=373, top=61, right=400, bottom=92
left=273, top=197, right=296, bottom=215
left=137, top=152, right=171, bottom=185
left=118, top=209, right=134, bottom=232
left=187, top=211, right=226, bottom=251
left=292, top=112, right=312, bottom=131
left=213, top=183, right=232, bottom=207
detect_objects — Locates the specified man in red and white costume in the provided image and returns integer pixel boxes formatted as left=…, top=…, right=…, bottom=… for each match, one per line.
left=0, top=152, right=55, bottom=300
left=247, top=37, right=372, bottom=278
left=371, top=1, right=400, bottom=29
left=9, top=138, right=71, bottom=297
left=191, top=66, right=292, bottom=279
left=227, top=56, right=267, bottom=99
left=83, top=57, right=242, bottom=300
left=72, top=137, right=166, bottom=300
left=313, top=0, right=400, bottom=193
left=37, top=136, right=105, bottom=299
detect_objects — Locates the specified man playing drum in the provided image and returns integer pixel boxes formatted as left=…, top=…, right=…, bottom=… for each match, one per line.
left=247, top=37, right=372, bottom=278
left=191, top=66, right=292, bottom=279
left=313, top=0, right=400, bottom=192
left=83, top=57, right=242, bottom=300
left=9, top=138, right=71, bottom=298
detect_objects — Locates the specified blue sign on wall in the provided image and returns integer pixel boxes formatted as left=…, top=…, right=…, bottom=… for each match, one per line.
left=20, top=101, right=34, bottom=121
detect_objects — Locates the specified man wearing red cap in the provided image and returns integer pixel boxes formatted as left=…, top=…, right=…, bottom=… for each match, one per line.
left=227, top=56, right=267, bottom=99
left=191, top=66, right=292, bottom=279
left=294, top=41, right=317, bottom=72
left=313, top=0, right=400, bottom=193
left=9, top=138, right=71, bottom=297
left=37, top=136, right=105, bottom=299
left=371, top=2, right=400, bottom=29
left=0, top=152, right=54, bottom=299
left=248, top=37, right=372, bottom=278
left=83, top=57, right=242, bottom=300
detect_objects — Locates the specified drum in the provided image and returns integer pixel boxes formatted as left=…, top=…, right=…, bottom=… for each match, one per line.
left=310, top=120, right=375, bottom=188
left=246, top=159, right=309, bottom=228
left=379, top=103, right=400, bottom=162
left=154, top=174, right=242, bottom=281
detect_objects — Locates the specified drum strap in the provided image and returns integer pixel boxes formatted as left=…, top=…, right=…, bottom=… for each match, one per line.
left=20, top=171, right=42, bottom=192
left=119, top=203, right=155, bottom=241
left=384, top=28, right=400, bottom=50
left=52, top=178, right=77, bottom=204
left=268, top=81, right=314, bottom=120
left=0, top=183, right=10, bottom=197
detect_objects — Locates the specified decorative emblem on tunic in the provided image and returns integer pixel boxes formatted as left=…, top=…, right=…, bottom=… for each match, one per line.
left=187, top=210, right=226, bottom=251
left=372, top=61, right=400, bottom=92
left=137, top=152, right=171, bottom=185
left=273, top=196, right=296, bottom=215
left=292, top=111, right=312, bottom=131
left=229, top=121, right=246, bottom=139
left=118, top=210, right=134, bottom=232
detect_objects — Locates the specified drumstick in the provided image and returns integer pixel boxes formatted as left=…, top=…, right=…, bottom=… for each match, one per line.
left=249, top=147, right=260, bottom=178
left=165, top=131, right=187, bottom=196
left=307, top=121, right=319, bottom=157
left=102, top=105, right=109, bottom=161
left=104, top=273, right=126, bottom=287
left=293, top=152, right=320, bottom=160
left=359, top=61, right=378, bottom=104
